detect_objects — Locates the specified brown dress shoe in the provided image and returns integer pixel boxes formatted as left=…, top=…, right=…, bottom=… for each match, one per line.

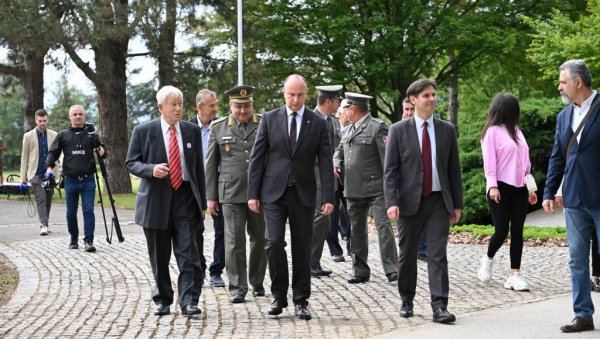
left=560, top=317, right=594, bottom=333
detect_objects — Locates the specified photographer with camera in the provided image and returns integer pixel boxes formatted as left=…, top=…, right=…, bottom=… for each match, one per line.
left=46, top=105, right=105, bottom=252
left=20, top=109, right=60, bottom=236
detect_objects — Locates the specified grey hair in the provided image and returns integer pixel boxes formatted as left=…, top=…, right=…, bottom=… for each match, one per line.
left=560, top=60, right=592, bottom=87
left=196, top=89, right=217, bottom=105
left=69, top=104, right=85, bottom=114
left=156, top=85, right=183, bottom=104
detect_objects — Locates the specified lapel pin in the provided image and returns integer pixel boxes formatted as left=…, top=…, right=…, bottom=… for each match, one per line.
left=186, top=143, right=192, bottom=149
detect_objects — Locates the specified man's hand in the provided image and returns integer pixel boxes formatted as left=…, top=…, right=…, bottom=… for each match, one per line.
left=554, top=195, right=564, bottom=208
left=387, top=206, right=400, bottom=220
left=450, top=209, right=461, bottom=225
left=19, top=182, right=27, bottom=192
left=207, top=200, right=219, bottom=216
left=528, top=191, right=538, bottom=205
left=96, top=146, right=105, bottom=157
left=152, top=163, right=169, bottom=178
left=542, top=199, right=555, bottom=213
left=248, top=199, right=261, bottom=213
left=334, top=167, right=341, bottom=178
left=488, top=187, right=501, bottom=204
left=44, top=171, right=55, bottom=180
left=321, top=203, right=334, bottom=216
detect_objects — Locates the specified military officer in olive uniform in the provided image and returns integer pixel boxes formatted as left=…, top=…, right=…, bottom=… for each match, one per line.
left=333, top=92, right=399, bottom=284
left=311, top=85, right=345, bottom=278
left=205, top=85, right=267, bottom=303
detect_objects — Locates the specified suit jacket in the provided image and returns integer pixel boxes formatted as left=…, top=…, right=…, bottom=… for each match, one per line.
left=20, top=128, right=60, bottom=181
left=247, top=106, right=334, bottom=207
left=126, top=119, right=207, bottom=229
left=544, top=93, right=600, bottom=208
left=333, top=114, right=387, bottom=199
left=206, top=114, right=261, bottom=203
left=383, top=117, right=463, bottom=215
left=314, top=108, right=341, bottom=197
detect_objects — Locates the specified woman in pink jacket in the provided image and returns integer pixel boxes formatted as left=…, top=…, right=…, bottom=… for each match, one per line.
left=477, top=93, right=537, bottom=291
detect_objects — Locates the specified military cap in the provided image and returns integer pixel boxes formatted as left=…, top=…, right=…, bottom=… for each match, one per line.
left=225, top=85, right=255, bottom=103
left=342, top=92, right=373, bottom=107
left=316, top=85, right=343, bottom=99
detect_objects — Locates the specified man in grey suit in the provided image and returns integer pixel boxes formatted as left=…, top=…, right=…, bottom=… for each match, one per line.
left=248, top=74, right=334, bottom=320
left=205, top=85, right=267, bottom=304
left=384, top=79, right=463, bottom=323
left=311, top=85, right=345, bottom=278
left=333, top=92, right=399, bottom=284
left=126, top=86, right=207, bottom=317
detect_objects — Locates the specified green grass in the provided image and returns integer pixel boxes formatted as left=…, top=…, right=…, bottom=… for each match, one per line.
left=451, top=224, right=567, bottom=241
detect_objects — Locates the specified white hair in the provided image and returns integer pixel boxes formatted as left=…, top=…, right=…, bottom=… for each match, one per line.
left=156, top=86, right=183, bottom=104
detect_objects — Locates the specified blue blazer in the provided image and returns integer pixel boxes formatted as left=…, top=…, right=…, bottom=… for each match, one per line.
left=544, top=94, right=600, bottom=208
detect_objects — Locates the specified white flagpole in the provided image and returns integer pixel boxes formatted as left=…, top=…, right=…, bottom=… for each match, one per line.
left=237, top=0, right=243, bottom=85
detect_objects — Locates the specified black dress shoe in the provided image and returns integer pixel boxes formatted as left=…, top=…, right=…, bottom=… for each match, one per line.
left=417, top=253, right=427, bottom=262
left=387, top=272, right=398, bottom=282
left=210, top=275, right=225, bottom=287
left=231, top=294, right=245, bottom=303
left=252, top=287, right=265, bottom=297
left=332, top=255, right=345, bottom=262
left=84, top=242, right=96, bottom=252
left=592, top=278, right=600, bottom=292
left=267, top=299, right=288, bottom=316
left=154, top=304, right=170, bottom=316
left=399, top=301, right=414, bottom=318
left=560, top=317, right=594, bottom=332
left=69, top=237, right=79, bottom=249
left=347, top=276, right=369, bottom=284
left=182, top=304, right=201, bottom=316
left=432, top=307, right=456, bottom=323
left=294, top=303, right=312, bottom=320
left=310, top=267, right=332, bottom=277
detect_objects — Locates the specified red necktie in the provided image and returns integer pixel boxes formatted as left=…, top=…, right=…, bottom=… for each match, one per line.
left=169, top=125, right=182, bottom=190
left=422, top=121, right=432, bottom=197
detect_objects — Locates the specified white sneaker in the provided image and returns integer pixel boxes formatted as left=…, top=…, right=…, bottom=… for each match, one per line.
left=39, top=226, right=48, bottom=236
left=477, top=256, right=493, bottom=282
left=504, top=272, right=530, bottom=291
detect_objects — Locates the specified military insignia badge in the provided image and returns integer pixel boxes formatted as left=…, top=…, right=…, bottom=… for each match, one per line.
left=383, top=136, right=388, bottom=145
left=225, top=144, right=231, bottom=153
left=240, top=89, right=247, bottom=96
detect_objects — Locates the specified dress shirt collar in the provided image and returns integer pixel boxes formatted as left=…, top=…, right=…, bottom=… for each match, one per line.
left=286, top=105, right=305, bottom=118
left=414, top=114, right=434, bottom=129
left=160, top=117, right=180, bottom=136
left=577, top=90, right=598, bottom=110
left=36, top=128, right=46, bottom=136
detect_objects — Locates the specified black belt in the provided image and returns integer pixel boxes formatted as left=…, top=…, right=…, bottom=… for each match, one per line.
left=65, top=174, right=92, bottom=180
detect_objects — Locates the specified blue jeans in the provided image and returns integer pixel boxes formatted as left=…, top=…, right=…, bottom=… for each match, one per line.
left=65, top=176, right=96, bottom=243
left=564, top=204, right=600, bottom=320
left=418, top=233, right=428, bottom=256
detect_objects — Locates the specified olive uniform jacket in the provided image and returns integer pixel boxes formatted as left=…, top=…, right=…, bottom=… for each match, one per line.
left=333, top=114, right=387, bottom=199
left=206, top=114, right=261, bottom=203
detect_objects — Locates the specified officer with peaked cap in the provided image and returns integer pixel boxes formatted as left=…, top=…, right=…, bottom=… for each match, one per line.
left=333, top=92, right=399, bottom=284
left=310, top=85, right=346, bottom=278
left=205, top=85, right=267, bottom=303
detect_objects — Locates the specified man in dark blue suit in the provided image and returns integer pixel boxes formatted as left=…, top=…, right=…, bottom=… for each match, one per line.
left=248, top=74, right=334, bottom=320
left=543, top=59, right=600, bottom=333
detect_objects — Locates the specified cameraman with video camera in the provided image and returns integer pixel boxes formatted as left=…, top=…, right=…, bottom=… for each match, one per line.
left=20, top=109, right=60, bottom=236
left=46, top=105, right=105, bottom=252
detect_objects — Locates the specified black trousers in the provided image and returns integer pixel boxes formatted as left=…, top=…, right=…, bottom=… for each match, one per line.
left=397, top=192, right=450, bottom=311
left=486, top=181, right=528, bottom=269
left=326, top=186, right=344, bottom=256
left=143, top=182, right=202, bottom=308
left=263, top=186, right=314, bottom=305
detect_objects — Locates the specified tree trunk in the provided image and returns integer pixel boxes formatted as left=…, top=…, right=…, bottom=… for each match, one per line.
left=157, top=0, right=176, bottom=88
left=447, top=55, right=459, bottom=135
left=21, top=50, right=47, bottom=131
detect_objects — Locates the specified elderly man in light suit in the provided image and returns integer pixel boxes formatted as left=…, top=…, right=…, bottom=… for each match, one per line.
left=126, top=85, right=207, bottom=317
left=543, top=60, right=600, bottom=333
left=20, top=109, right=60, bottom=235
left=384, top=79, right=463, bottom=324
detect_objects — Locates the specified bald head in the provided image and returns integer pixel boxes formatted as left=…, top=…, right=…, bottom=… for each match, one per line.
left=283, top=74, right=308, bottom=112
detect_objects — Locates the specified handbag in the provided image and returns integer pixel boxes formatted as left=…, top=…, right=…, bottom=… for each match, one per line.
left=524, top=173, right=537, bottom=192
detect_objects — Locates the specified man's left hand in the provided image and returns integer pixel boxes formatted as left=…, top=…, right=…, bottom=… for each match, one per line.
left=96, top=146, right=105, bottom=157
left=321, top=203, right=334, bottom=216
left=450, top=209, right=461, bottom=225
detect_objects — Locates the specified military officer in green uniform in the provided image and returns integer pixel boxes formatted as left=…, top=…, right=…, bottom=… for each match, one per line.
left=205, top=85, right=267, bottom=303
left=333, top=92, right=399, bottom=284
left=310, top=85, right=346, bottom=278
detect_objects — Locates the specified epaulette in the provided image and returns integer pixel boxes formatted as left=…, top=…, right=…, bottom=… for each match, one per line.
left=211, top=116, right=228, bottom=126
left=371, top=118, right=386, bottom=125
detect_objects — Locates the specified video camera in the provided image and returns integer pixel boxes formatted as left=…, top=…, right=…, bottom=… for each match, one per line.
left=83, top=122, right=103, bottom=149
left=41, top=175, right=56, bottom=191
